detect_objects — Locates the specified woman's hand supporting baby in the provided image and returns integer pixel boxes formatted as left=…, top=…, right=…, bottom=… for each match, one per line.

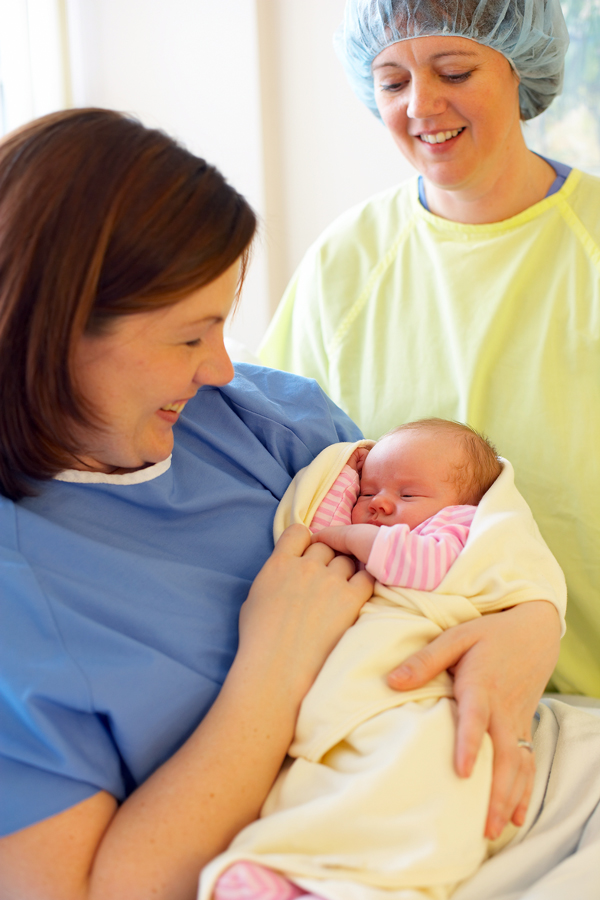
left=240, top=524, right=375, bottom=698
left=387, top=600, right=561, bottom=840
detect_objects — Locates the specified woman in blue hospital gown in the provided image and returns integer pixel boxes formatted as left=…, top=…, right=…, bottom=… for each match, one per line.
left=0, top=108, right=373, bottom=900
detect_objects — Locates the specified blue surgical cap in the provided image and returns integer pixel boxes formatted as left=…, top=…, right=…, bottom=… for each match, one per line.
left=334, top=0, right=570, bottom=120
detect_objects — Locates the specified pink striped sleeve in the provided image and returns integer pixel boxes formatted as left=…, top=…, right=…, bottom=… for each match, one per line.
left=310, top=465, right=360, bottom=533
left=365, top=506, right=476, bottom=590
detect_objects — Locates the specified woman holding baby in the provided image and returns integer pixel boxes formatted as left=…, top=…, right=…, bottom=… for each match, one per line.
left=0, top=1, right=598, bottom=898
left=0, top=108, right=373, bottom=899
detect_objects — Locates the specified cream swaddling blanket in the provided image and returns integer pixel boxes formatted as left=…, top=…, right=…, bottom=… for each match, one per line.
left=199, top=442, right=567, bottom=900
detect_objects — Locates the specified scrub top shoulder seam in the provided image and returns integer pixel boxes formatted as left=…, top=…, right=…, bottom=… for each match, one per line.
left=327, top=212, right=419, bottom=357
left=555, top=189, right=600, bottom=271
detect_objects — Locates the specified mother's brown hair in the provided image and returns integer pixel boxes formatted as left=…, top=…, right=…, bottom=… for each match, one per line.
left=0, top=108, right=257, bottom=500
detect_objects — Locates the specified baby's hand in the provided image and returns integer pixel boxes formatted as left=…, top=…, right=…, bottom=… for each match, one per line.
left=312, top=524, right=380, bottom=564
left=346, top=447, right=370, bottom=473
left=311, top=525, right=355, bottom=556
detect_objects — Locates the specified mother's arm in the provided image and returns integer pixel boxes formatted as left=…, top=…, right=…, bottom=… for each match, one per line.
left=0, top=525, right=373, bottom=900
left=387, top=599, right=561, bottom=840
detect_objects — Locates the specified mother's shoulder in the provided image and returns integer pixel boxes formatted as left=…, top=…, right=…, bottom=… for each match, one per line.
left=190, top=364, right=361, bottom=446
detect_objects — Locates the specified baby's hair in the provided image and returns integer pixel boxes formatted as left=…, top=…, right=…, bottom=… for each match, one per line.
left=379, top=418, right=502, bottom=506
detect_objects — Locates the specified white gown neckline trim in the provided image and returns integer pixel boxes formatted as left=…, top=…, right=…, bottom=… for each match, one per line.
left=54, top=455, right=172, bottom=485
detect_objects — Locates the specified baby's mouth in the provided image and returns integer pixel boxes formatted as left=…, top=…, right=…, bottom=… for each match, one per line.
left=419, top=127, right=465, bottom=144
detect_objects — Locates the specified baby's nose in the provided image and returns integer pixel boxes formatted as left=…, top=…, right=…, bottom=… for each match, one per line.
left=370, top=492, right=393, bottom=514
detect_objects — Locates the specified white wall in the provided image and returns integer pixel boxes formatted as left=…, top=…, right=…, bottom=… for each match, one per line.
left=65, top=0, right=271, bottom=352
left=0, top=0, right=70, bottom=131
left=259, top=0, right=415, bottom=304
left=60, top=1, right=417, bottom=351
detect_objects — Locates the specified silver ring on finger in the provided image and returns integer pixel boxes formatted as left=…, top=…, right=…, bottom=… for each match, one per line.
left=517, top=738, right=534, bottom=753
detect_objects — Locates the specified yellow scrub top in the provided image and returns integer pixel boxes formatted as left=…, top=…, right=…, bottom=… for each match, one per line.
left=260, top=170, right=600, bottom=697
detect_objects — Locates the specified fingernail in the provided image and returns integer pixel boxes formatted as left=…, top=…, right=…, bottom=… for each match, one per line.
left=458, top=759, right=473, bottom=778
left=487, top=817, right=502, bottom=841
left=389, top=666, right=411, bottom=683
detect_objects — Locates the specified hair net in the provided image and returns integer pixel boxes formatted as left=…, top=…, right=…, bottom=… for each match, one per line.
left=334, top=0, right=570, bottom=120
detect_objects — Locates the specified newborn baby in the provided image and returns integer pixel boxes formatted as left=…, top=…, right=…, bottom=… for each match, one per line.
left=310, top=418, right=501, bottom=590
left=201, top=419, right=566, bottom=900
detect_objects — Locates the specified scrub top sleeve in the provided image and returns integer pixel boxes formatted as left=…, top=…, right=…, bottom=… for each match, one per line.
left=224, top=365, right=362, bottom=476
left=0, top=521, right=125, bottom=835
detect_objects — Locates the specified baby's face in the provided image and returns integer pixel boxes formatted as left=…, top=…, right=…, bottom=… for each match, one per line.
left=351, top=431, right=465, bottom=531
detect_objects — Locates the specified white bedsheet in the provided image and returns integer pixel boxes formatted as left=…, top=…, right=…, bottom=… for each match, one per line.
left=451, top=697, right=600, bottom=900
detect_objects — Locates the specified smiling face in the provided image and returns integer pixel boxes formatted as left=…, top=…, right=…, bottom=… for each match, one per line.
left=351, top=429, right=466, bottom=530
left=372, top=35, right=522, bottom=197
left=71, top=262, right=239, bottom=473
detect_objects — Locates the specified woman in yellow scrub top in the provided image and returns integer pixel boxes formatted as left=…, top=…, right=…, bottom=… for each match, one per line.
left=261, top=0, right=600, bottom=838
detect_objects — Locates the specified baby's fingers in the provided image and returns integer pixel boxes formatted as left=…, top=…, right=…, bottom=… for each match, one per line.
left=347, top=447, right=370, bottom=472
left=310, top=526, right=352, bottom=555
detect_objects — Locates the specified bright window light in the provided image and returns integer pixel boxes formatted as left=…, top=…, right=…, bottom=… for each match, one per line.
left=519, top=1, right=600, bottom=173
left=0, top=0, right=70, bottom=137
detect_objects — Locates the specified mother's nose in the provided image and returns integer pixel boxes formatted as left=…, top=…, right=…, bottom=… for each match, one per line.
left=406, top=76, right=447, bottom=119
left=193, top=339, right=235, bottom=388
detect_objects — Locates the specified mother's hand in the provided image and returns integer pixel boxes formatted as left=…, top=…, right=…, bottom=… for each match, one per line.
left=239, top=523, right=374, bottom=701
left=387, top=600, right=561, bottom=840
